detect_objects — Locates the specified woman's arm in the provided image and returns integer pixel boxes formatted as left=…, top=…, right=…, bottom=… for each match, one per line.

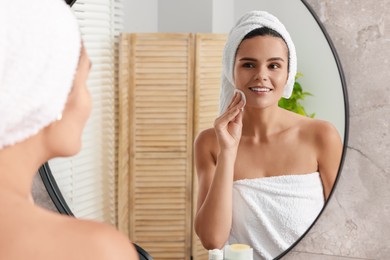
left=194, top=93, right=244, bottom=249
left=194, top=131, right=236, bottom=249
left=316, top=121, right=343, bottom=200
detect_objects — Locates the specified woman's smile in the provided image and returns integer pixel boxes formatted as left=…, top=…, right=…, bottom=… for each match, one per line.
left=248, top=86, right=273, bottom=94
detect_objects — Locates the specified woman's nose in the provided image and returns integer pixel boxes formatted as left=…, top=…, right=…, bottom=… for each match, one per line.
left=253, top=68, right=267, bottom=82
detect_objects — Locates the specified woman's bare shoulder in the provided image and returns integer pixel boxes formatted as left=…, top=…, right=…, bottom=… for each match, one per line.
left=194, top=128, right=218, bottom=170
left=298, top=119, right=342, bottom=198
left=302, top=118, right=340, bottom=140
left=194, top=128, right=217, bottom=145
left=295, top=117, right=342, bottom=155
left=0, top=204, right=138, bottom=260
left=282, top=110, right=341, bottom=146
left=281, top=107, right=338, bottom=137
left=58, top=217, right=139, bottom=260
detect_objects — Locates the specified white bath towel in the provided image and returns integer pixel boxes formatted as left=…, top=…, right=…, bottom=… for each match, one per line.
left=219, top=10, right=297, bottom=114
left=0, top=0, right=81, bottom=149
left=228, top=172, right=324, bottom=260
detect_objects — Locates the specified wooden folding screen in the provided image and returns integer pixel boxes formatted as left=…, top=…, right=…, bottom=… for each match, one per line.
left=120, top=33, right=194, bottom=259
left=119, top=33, right=226, bottom=259
left=118, top=34, right=131, bottom=236
left=192, top=34, right=227, bottom=260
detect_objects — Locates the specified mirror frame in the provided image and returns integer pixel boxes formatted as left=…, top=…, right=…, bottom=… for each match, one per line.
left=38, top=163, right=73, bottom=215
left=64, top=0, right=77, bottom=6
left=38, top=0, right=349, bottom=259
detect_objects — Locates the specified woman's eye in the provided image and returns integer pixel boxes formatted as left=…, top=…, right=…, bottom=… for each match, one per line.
left=269, top=63, right=280, bottom=69
left=243, top=63, right=255, bottom=68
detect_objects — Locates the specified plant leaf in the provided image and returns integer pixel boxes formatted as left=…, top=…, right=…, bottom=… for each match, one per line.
left=278, top=72, right=315, bottom=118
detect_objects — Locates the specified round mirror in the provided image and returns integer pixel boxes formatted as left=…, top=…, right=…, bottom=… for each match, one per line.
left=39, top=0, right=349, bottom=259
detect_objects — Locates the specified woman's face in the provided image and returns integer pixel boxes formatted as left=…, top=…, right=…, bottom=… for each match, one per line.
left=45, top=45, right=92, bottom=156
left=233, top=35, right=289, bottom=110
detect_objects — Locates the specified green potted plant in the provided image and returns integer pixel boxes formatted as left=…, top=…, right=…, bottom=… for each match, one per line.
left=278, top=72, right=315, bottom=118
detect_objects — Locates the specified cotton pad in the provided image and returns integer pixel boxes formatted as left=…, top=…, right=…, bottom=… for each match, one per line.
left=234, top=89, right=246, bottom=109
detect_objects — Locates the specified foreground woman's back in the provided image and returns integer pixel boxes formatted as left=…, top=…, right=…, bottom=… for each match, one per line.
left=0, top=0, right=138, bottom=259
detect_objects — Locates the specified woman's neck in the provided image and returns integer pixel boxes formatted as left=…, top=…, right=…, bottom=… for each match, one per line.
left=0, top=138, right=47, bottom=202
left=241, top=105, right=286, bottom=141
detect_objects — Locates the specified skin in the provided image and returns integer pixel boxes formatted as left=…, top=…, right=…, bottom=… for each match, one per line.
left=0, top=46, right=139, bottom=260
left=194, top=35, right=343, bottom=249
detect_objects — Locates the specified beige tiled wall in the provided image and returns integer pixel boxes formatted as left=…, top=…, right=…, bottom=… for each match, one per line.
left=285, top=0, right=390, bottom=259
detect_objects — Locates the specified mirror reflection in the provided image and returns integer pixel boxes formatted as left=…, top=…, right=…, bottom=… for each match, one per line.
left=194, top=10, right=342, bottom=260
left=44, top=0, right=347, bottom=259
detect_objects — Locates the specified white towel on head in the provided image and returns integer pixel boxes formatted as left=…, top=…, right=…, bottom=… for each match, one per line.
left=228, top=172, right=324, bottom=260
left=0, top=0, right=81, bottom=149
left=219, top=10, right=297, bottom=114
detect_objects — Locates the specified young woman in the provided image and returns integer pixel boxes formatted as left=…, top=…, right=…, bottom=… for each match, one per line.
left=0, top=0, right=138, bottom=259
left=194, top=11, right=342, bottom=259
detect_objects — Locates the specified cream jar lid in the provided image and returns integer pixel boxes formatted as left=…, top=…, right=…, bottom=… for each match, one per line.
left=224, top=244, right=253, bottom=260
left=208, top=248, right=223, bottom=260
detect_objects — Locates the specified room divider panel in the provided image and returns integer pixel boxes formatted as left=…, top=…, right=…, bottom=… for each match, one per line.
left=119, top=33, right=226, bottom=260
left=192, top=33, right=227, bottom=260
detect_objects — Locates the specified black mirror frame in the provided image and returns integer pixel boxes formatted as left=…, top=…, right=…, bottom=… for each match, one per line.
left=38, top=162, right=74, bottom=215
left=38, top=0, right=349, bottom=259
left=65, top=0, right=77, bottom=6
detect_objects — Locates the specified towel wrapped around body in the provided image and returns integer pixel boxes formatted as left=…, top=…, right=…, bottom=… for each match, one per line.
left=228, top=172, right=324, bottom=260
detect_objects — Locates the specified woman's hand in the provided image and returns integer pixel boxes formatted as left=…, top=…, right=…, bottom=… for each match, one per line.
left=214, top=92, right=244, bottom=151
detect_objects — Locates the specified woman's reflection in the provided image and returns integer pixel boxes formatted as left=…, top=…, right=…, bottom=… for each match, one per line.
left=194, top=10, right=342, bottom=259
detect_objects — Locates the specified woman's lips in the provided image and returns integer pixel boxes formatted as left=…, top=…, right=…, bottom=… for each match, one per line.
left=249, top=87, right=272, bottom=93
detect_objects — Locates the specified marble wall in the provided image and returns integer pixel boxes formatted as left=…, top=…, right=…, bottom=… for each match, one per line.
left=285, top=0, right=390, bottom=259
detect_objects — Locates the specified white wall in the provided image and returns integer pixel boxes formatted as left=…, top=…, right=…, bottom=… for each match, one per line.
left=212, top=0, right=234, bottom=33
left=158, top=0, right=213, bottom=33
left=123, top=0, right=158, bottom=33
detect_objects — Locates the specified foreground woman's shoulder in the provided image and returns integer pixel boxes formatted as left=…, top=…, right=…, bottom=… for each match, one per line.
left=63, top=218, right=139, bottom=260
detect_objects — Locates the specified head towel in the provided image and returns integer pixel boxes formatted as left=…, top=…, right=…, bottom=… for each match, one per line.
left=0, top=0, right=81, bottom=149
left=219, top=10, right=297, bottom=114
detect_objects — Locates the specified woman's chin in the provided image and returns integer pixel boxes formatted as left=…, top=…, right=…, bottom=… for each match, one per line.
left=53, top=142, right=82, bottom=158
left=245, top=102, right=277, bottom=110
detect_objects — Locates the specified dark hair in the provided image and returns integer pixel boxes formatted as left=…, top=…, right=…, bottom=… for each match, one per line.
left=240, top=27, right=290, bottom=71
left=243, top=27, right=284, bottom=41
